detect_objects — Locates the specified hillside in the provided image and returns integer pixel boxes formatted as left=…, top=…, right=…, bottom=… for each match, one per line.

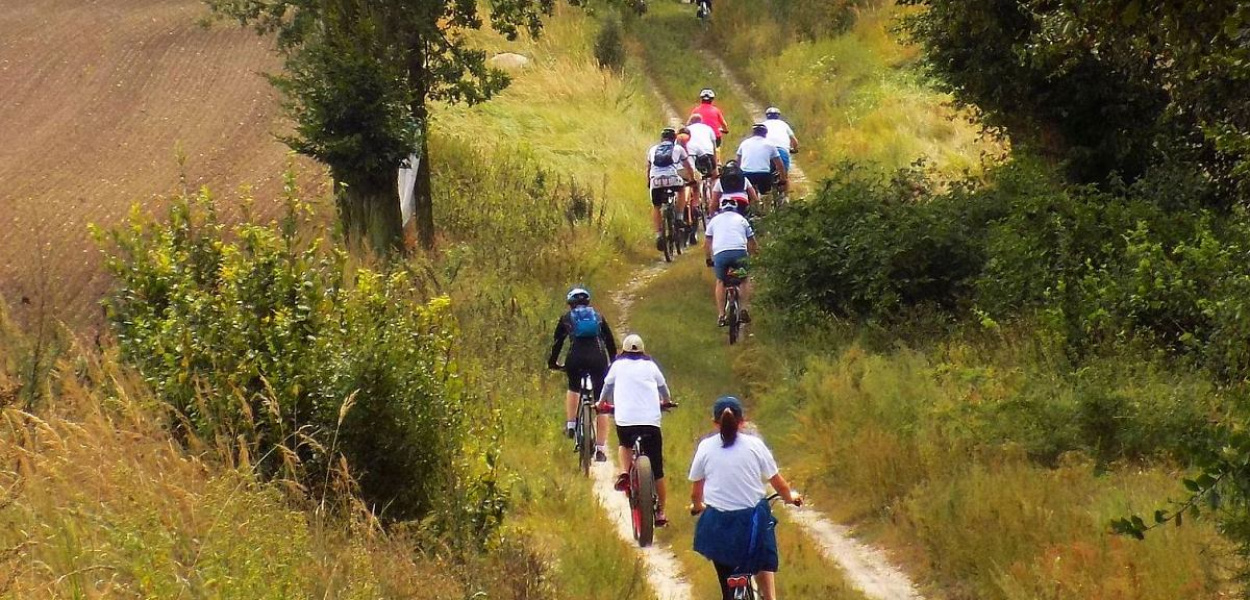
left=0, top=0, right=312, bottom=326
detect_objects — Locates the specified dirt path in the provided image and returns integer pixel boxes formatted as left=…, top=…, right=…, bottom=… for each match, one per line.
left=699, top=47, right=924, bottom=600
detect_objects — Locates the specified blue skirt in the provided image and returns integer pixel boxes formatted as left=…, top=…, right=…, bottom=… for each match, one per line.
left=693, top=500, right=780, bottom=573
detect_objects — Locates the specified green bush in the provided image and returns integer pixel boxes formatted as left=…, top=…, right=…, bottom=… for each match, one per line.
left=97, top=182, right=503, bottom=530
left=593, top=14, right=625, bottom=72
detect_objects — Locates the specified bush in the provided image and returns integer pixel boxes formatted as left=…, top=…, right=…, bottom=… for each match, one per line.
left=97, top=183, right=504, bottom=530
left=760, top=162, right=1005, bottom=322
left=593, top=15, right=625, bottom=72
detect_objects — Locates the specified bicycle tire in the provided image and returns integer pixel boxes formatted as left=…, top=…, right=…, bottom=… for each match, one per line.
left=578, top=401, right=595, bottom=477
left=727, top=289, right=740, bottom=345
left=632, top=456, right=657, bottom=547
left=661, top=204, right=673, bottom=263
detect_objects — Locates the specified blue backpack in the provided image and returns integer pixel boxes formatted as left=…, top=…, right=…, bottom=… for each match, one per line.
left=570, top=306, right=601, bottom=338
left=652, top=142, right=676, bottom=168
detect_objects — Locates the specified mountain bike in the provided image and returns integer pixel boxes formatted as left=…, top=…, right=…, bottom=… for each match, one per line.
left=696, top=0, right=711, bottom=24
left=660, top=188, right=685, bottom=262
left=598, top=400, right=678, bottom=547
left=724, top=265, right=747, bottom=345
left=573, top=373, right=597, bottom=476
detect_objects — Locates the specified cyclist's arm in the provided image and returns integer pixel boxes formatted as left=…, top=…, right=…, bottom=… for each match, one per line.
left=789, top=134, right=799, bottom=153
left=772, top=156, right=787, bottom=180
left=600, top=382, right=615, bottom=402
left=644, top=160, right=652, bottom=185
left=691, top=478, right=706, bottom=508
left=768, top=473, right=801, bottom=505
left=704, top=234, right=714, bottom=260
left=600, top=320, right=618, bottom=358
left=548, top=319, right=567, bottom=368
left=747, top=236, right=759, bottom=256
left=657, top=384, right=671, bottom=404
left=747, top=186, right=759, bottom=205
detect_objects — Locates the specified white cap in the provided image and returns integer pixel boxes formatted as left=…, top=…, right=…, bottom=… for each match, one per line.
left=622, top=334, right=645, bottom=353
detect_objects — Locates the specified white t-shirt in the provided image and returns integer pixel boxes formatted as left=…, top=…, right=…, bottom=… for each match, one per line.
left=603, top=356, right=668, bottom=427
left=763, top=119, right=794, bottom=149
left=705, top=211, right=754, bottom=255
left=688, top=433, right=779, bottom=511
left=736, top=137, right=780, bottom=173
left=686, top=123, right=718, bottom=157
left=648, top=142, right=690, bottom=189
left=713, top=177, right=754, bottom=202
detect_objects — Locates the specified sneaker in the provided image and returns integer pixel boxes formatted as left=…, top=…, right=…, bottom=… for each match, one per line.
left=595, top=449, right=608, bottom=463
left=655, top=510, right=669, bottom=528
left=740, top=309, right=752, bottom=324
left=717, top=315, right=727, bottom=327
left=614, top=473, right=630, bottom=492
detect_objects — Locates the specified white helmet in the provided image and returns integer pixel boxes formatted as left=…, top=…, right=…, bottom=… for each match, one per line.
left=622, top=334, right=646, bottom=353
left=719, top=197, right=740, bottom=212
left=699, top=88, right=716, bottom=100
left=765, top=106, right=781, bottom=119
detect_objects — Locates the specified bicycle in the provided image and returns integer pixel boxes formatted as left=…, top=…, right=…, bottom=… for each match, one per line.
left=696, top=0, right=711, bottom=25
left=660, top=188, right=685, bottom=263
left=570, top=373, right=597, bottom=476
left=691, top=493, right=798, bottom=600
left=724, top=265, right=747, bottom=345
left=599, top=400, right=678, bottom=547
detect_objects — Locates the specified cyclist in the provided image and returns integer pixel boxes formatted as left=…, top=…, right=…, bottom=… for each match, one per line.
left=691, top=89, right=729, bottom=147
left=704, top=197, right=757, bottom=326
left=710, top=160, right=758, bottom=216
left=762, top=107, right=800, bottom=173
left=690, top=396, right=802, bottom=600
left=735, top=123, right=787, bottom=196
left=686, top=114, right=720, bottom=214
left=548, top=287, right=617, bottom=462
left=647, top=127, right=695, bottom=251
left=600, top=334, right=673, bottom=526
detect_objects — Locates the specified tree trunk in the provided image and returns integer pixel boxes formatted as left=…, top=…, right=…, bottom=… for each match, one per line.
left=411, top=124, right=435, bottom=249
left=336, top=174, right=404, bottom=255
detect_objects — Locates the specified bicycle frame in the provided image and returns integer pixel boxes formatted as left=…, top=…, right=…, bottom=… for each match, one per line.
left=573, top=374, right=596, bottom=476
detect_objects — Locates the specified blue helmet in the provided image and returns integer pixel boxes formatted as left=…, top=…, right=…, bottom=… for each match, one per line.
left=566, top=287, right=590, bottom=305
left=713, top=395, right=744, bottom=419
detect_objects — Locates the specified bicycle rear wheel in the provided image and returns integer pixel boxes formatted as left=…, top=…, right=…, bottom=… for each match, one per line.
left=631, top=456, right=656, bottom=547
left=577, top=401, right=595, bottom=477
left=726, top=290, right=741, bottom=345
left=661, top=205, right=673, bottom=263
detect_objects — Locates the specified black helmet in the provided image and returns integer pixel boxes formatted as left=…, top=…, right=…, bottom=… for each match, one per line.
left=661, top=127, right=677, bottom=141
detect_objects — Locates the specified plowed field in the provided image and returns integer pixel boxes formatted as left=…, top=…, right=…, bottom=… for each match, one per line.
left=0, top=0, right=318, bottom=327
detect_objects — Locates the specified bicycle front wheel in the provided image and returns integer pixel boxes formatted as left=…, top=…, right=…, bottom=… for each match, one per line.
left=632, top=457, right=656, bottom=547
left=578, top=401, right=595, bottom=477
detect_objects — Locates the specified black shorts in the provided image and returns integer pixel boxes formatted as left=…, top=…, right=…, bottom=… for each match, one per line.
left=616, top=424, right=665, bottom=480
left=565, top=354, right=608, bottom=399
left=651, top=186, right=682, bottom=207
left=745, top=172, right=772, bottom=195
left=694, top=154, right=716, bottom=177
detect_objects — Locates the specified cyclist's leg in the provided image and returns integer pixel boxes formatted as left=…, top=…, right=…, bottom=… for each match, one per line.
left=757, top=571, right=776, bottom=600
left=564, top=366, right=581, bottom=425
left=641, top=426, right=666, bottom=513
left=650, top=188, right=664, bottom=236
left=616, top=424, right=633, bottom=479
left=713, top=562, right=735, bottom=600
left=592, top=363, right=609, bottom=449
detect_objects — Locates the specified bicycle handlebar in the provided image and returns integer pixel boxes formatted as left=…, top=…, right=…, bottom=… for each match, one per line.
left=689, top=492, right=802, bottom=516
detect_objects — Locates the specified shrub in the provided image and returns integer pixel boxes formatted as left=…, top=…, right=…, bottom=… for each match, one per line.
left=97, top=181, right=504, bottom=530
left=593, top=14, right=625, bottom=72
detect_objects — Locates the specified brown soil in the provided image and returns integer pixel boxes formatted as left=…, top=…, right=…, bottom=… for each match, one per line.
left=0, top=0, right=322, bottom=328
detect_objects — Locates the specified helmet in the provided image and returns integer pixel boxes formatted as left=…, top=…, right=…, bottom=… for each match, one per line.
left=622, top=334, right=646, bottom=353
left=719, top=197, right=740, bottom=212
left=661, top=127, right=677, bottom=141
left=765, top=107, right=781, bottom=119
left=713, top=395, right=744, bottom=419
left=752, top=122, right=768, bottom=136
left=566, top=287, right=590, bottom=304
left=699, top=88, right=716, bottom=101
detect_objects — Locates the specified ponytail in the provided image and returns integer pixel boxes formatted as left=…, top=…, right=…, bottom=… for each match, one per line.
left=718, top=407, right=740, bottom=448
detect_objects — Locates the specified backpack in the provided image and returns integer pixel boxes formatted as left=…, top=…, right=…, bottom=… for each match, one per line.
left=720, top=163, right=745, bottom=193
left=569, top=306, right=601, bottom=338
left=652, top=142, right=676, bottom=168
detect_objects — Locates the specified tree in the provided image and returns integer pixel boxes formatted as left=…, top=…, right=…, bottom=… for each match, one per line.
left=209, top=0, right=554, bottom=251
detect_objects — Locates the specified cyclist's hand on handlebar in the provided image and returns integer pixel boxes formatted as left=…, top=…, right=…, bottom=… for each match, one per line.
left=705, top=258, right=714, bottom=268
left=689, top=502, right=705, bottom=516
left=660, top=400, right=679, bottom=411
left=789, top=492, right=804, bottom=507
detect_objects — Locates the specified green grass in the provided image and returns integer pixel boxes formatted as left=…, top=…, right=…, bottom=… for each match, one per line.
left=625, top=257, right=866, bottom=600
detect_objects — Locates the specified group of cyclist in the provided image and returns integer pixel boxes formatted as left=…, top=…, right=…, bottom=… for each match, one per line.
left=547, top=90, right=804, bottom=600
left=647, top=88, right=799, bottom=327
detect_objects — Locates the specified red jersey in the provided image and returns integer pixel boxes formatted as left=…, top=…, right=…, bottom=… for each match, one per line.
left=690, top=103, right=727, bottom=139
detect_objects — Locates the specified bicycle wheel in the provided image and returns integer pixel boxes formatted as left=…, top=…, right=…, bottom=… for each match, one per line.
left=578, top=401, right=595, bottom=476
left=632, top=456, right=657, bottom=547
left=660, top=205, right=673, bottom=263
left=726, top=289, right=741, bottom=345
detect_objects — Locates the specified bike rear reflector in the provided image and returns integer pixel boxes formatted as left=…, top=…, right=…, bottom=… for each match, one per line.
left=727, top=576, right=749, bottom=588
